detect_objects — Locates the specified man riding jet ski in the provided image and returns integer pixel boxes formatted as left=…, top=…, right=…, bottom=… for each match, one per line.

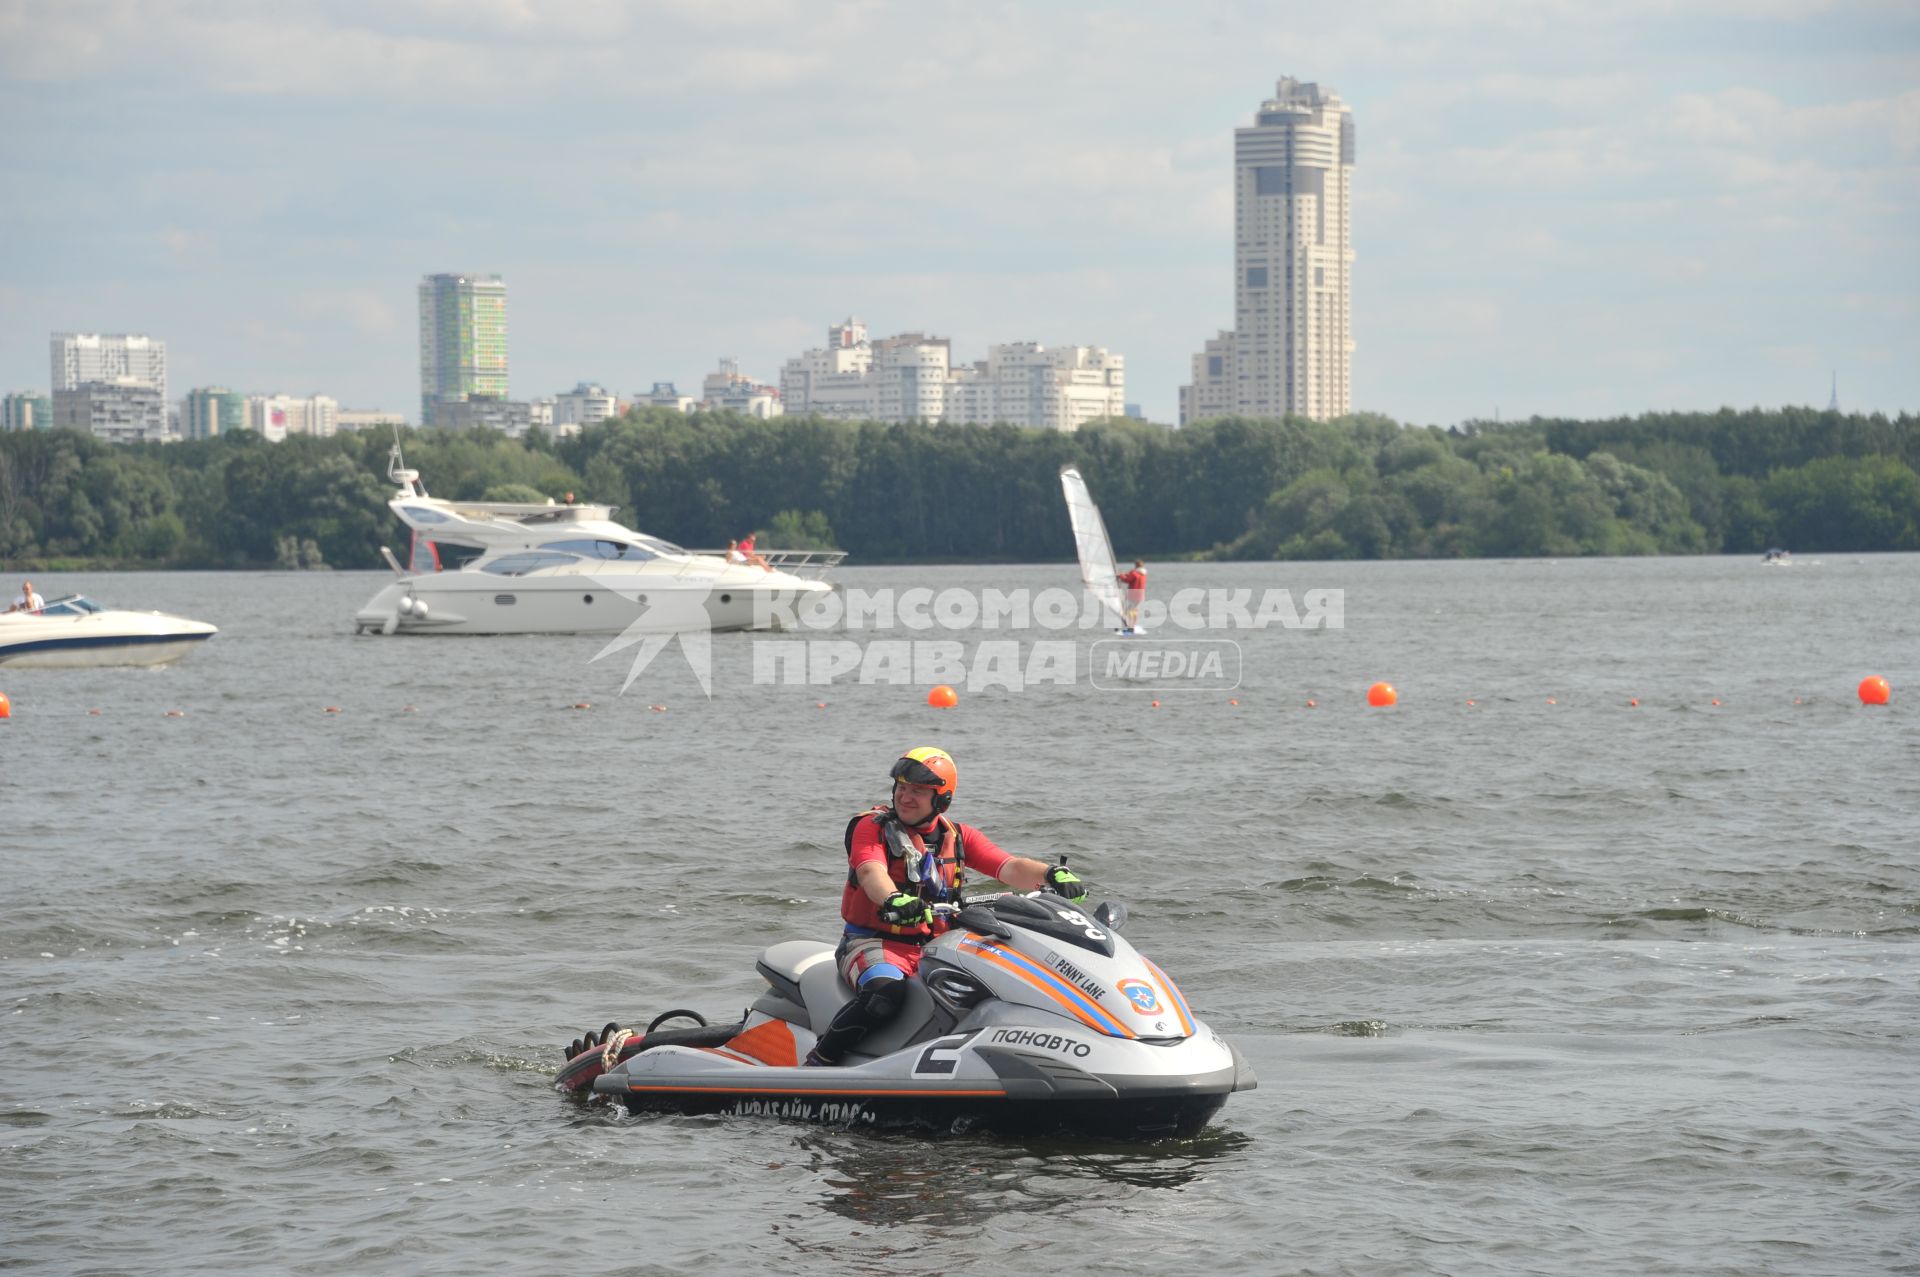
left=556, top=746, right=1255, bottom=1138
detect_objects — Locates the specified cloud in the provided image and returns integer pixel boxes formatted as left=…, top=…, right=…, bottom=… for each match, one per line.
left=295, top=290, right=402, bottom=337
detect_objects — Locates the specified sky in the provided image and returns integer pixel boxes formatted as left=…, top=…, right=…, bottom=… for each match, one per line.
left=2, top=0, right=1916, bottom=427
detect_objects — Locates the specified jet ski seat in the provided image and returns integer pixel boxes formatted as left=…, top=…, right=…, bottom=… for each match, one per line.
left=752, top=939, right=946, bottom=1059
left=796, top=948, right=942, bottom=1059
left=752, top=941, right=834, bottom=1026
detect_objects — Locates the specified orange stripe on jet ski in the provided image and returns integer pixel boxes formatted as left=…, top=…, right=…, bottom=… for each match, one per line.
left=697, top=1046, right=765, bottom=1066
left=959, top=937, right=1134, bottom=1038
left=1143, top=958, right=1194, bottom=1035
left=722, top=1018, right=800, bottom=1067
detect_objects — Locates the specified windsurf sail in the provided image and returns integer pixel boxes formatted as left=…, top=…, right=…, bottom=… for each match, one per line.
left=1059, top=465, right=1133, bottom=631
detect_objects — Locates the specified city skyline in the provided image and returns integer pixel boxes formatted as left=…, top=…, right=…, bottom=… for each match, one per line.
left=2, top=2, right=1915, bottom=426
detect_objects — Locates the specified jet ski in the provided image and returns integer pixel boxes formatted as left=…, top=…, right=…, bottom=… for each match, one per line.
left=555, top=892, right=1255, bottom=1139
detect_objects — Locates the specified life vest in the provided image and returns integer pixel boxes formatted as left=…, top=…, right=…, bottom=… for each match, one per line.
left=841, top=807, right=966, bottom=939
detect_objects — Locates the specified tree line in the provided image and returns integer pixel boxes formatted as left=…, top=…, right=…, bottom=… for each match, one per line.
left=1, top=405, right=1913, bottom=569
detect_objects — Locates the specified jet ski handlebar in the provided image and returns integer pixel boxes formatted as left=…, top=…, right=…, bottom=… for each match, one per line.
left=934, top=898, right=1017, bottom=940
left=932, top=890, right=1124, bottom=939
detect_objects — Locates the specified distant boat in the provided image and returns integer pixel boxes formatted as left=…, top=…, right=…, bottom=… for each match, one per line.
left=352, top=444, right=840, bottom=636
left=1761, top=547, right=1792, bottom=566
left=0, top=595, right=216, bottom=667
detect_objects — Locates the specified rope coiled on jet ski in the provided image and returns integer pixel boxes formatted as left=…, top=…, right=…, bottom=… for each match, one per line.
left=599, top=1028, right=635, bottom=1073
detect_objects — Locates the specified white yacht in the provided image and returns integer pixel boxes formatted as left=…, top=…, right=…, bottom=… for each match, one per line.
left=352, top=449, right=840, bottom=637
left=0, top=595, right=217, bottom=668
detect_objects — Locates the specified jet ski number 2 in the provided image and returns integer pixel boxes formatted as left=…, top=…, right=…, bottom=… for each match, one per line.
left=555, top=893, right=1255, bottom=1139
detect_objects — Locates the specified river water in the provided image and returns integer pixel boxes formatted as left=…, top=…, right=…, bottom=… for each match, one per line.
left=3, top=557, right=1916, bottom=1276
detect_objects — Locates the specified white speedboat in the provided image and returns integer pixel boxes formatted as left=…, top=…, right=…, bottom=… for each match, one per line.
left=352, top=448, right=840, bottom=636
left=0, top=595, right=217, bottom=668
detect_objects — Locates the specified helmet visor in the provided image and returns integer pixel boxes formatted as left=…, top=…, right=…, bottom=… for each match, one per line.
left=889, top=756, right=947, bottom=788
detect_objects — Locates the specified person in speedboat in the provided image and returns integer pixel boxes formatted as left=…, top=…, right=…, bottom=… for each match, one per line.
left=7, top=580, right=44, bottom=614
left=806, top=745, right=1088, bottom=1066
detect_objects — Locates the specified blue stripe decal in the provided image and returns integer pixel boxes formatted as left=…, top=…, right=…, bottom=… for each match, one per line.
left=962, top=937, right=1131, bottom=1036
left=1145, top=958, right=1193, bottom=1025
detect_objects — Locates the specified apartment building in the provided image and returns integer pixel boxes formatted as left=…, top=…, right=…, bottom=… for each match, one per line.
left=53, top=379, right=167, bottom=443
left=51, top=332, right=168, bottom=404
left=780, top=321, right=1123, bottom=430
left=419, top=272, right=508, bottom=424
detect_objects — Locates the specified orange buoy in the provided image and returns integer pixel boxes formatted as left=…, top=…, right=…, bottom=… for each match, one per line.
left=402, top=705, right=417, bottom=713
left=324, top=706, right=342, bottom=714
left=1366, top=682, right=1397, bottom=707
left=815, top=701, right=827, bottom=709
left=1305, top=699, right=1317, bottom=708
left=571, top=702, right=592, bottom=710
left=1710, top=698, right=1720, bottom=707
left=165, top=709, right=185, bottom=717
left=1858, top=676, right=1891, bottom=705
left=1228, top=698, right=1239, bottom=706
left=0, top=692, right=10, bottom=719
left=1629, top=698, right=1639, bottom=707
left=648, top=704, right=667, bottom=713
left=927, top=684, right=958, bottom=708
left=88, top=708, right=102, bottom=716
left=1546, top=697, right=1558, bottom=706
left=1150, top=699, right=1161, bottom=708
left=1466, top=699, right=1476, bottom=707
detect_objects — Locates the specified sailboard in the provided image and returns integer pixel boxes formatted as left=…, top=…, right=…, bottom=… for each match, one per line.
left=1059, top=465, right=1137, bottom=633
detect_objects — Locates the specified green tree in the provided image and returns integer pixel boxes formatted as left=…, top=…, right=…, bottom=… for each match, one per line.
left=762, top=509, right=840, bottom=550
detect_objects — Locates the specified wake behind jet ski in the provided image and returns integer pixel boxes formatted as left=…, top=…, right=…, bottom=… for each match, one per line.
left=556, top=892, right=1255, bottom=1139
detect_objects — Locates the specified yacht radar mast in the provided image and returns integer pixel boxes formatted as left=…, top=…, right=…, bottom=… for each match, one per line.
left=387, top=434, right=425, bottom=499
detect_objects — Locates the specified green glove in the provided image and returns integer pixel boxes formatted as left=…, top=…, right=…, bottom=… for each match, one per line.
left=879, top=891, right=933, bottom=926
left=1045, top=865, right=1089, bottom=904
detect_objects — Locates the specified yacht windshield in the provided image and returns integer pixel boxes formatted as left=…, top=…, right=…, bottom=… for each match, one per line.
left=543, top=538, right=658, bottom=562
left=481, top=552, right=580, bottom=576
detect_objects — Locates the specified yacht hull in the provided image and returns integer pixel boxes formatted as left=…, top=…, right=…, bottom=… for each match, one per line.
left=353, top=575, right=827, bottom=636
left=352, top=448, right=842, bottom=638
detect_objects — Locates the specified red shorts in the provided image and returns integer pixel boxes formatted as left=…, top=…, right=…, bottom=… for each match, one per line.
left=837, top=934, right=925, bottom=986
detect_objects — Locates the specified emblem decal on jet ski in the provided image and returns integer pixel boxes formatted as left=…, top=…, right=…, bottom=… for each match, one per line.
left=1119, top=979, right=1162, bottom=1015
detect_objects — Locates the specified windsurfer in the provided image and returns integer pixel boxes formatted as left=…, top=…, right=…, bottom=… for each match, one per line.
left=1117, top=560, right=1146, bottom=630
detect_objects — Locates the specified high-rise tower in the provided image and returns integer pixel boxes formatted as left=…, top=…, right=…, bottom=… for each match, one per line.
left=1181, top=78, right=1354, bottom=424
left=418, top=273, right=508, bottom=424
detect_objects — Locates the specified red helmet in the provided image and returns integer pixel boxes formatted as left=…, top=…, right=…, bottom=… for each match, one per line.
left=890, top=746, right=957, bottom=811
